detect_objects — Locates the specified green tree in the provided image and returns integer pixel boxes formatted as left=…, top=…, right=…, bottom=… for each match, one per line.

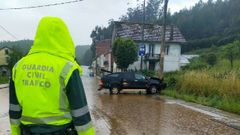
left=223, top=41, right=240, bottom=68
left=7, top=46, right=24, bottom=71
left=90, top=21, right=114, bottom=60
left=81, top=49, right=93, bottom=66
left=120, top=0, right=163, bottom=24
left=182, top=57, right=208, bottom=70
left=146, top=0, right=162, bottom=22
left=113, top=38, right=138, bottom=71
left=171, top=0, right=240, bottom=53
left=235, top=40, right=240, bottom=55
left=205, top=53, right=217, bottom=66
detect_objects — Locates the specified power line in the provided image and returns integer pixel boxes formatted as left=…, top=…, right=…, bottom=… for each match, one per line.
left=0, top=0, right=83, bottom=11
left=0, top=24, right=17, bottom=40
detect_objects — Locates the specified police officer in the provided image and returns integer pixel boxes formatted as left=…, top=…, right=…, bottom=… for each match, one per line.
left=9, top=17, right=95, bottom=135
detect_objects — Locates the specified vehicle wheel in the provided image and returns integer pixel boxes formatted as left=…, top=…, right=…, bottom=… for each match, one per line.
left=149, top=85, right=157, bottom=94
left=157, top=88, right=161, bottom=94
left=146, top=89, right=151, bottom=94
left=109, top=88, right=113, bottom=95
left=110, top=85, right=121, bottom=95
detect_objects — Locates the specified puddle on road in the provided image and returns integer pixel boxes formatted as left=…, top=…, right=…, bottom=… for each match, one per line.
left=0, top=116, right=11, bottom=135
left=0, top=88, right=11, bottom=135
left=172, top=101, right=225, bottom=118
left=91, top=107, right=112, bottom=135
left=164, top=98, right=240, bottom=131
left=0, top=130, right=11, bottom=135
left=0, top=112, right=10, bottom=135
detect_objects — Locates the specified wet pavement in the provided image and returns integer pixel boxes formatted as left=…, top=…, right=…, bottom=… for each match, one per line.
left=1, top=67, right=240, bottom=135
left=0, top=86, right=11, bottom=135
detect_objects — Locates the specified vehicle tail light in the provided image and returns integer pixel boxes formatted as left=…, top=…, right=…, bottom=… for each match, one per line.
left=99, top=80, right=103, bottom=86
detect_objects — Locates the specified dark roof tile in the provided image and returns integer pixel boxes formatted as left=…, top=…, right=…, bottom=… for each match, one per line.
left=114, top=21, right=186, bottom=43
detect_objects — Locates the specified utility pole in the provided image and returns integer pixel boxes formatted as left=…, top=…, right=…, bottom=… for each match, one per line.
left=159, top=0, right=168, bottom=80
left=111, top=23, right=116, bottom=73
left=140, top=0, right=146, bottom=71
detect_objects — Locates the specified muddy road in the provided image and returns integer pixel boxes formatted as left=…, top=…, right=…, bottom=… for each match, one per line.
left=0, top=68, right=240, bottom=135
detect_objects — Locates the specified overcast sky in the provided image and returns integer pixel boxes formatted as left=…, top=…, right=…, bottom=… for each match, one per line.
left=0, top=0, right=208, bottom=46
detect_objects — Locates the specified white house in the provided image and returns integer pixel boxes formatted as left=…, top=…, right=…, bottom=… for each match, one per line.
left=93, top=40, right=118, bottom=75
left=0, top=46, right=11, bottom=76
left=92, top=21, right=188, bottom=74
left=114, top=21, right=186, bottom=72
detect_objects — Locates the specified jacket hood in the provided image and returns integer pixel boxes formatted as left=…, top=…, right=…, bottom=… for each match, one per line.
left=29, top=17, right=75, bottom=61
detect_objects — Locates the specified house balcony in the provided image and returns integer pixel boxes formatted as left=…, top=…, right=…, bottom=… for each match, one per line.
left=144, top=53, right=160, bottom=62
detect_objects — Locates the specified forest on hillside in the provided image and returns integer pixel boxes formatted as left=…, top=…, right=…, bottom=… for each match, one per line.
left=0, top=40, right=91, bottom=66
left=0, top=40, right=33, bottom=55
left=90, top=0, right=240, bottom=53
left=174, top=0, right=240, bottom=52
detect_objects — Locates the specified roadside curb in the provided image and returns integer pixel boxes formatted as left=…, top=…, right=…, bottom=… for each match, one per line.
left=154, top=95, right=240, bottom=131
left=0, top=84, right=9, bottom=89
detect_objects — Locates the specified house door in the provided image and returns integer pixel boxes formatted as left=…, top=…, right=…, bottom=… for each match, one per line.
left=149, top=61, right=155, bottom=70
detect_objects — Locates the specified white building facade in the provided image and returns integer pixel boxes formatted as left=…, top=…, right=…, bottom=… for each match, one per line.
left=128, top=43, right=181, bottom=72
left=114, top=21, right=186, bottom=72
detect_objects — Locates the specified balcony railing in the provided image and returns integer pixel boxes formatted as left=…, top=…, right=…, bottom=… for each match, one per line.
left=144, top=53, right=160, bottom=61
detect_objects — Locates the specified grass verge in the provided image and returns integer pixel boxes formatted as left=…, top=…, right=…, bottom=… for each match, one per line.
left=0, top=76, right=9, bottom=84
left=162, top=88, right=240, bottom=115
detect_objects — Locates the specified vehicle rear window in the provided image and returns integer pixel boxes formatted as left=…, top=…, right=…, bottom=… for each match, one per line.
left=135, top=74, right=145, bottom=80
left=123, top=73, right=134, bottom=79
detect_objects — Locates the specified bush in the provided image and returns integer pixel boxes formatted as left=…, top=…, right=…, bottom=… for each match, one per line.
left=205, top=53, right=217, bottom=66
left=182, top=57, right=208, bottom=70
left=176, top=70, right=240, bottom=101
left=0, top=76, right=9, bottom=84
left=164, top=71, right=182, bottom=88
left=138, top=70, right=156, bottom=77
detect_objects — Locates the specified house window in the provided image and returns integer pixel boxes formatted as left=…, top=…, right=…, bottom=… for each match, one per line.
left=165, top=46, right=169, bottom=55
left=104, top=61, right=109, bottom=66
left=5, top=49, right=9, bottom=55
left=6, top=56, right=10, bottom=62
left=152, top=44, right=155, bottom=55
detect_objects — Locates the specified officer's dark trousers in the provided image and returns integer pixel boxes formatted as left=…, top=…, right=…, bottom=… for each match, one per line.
left=20, top=124, right=77, bottom=135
